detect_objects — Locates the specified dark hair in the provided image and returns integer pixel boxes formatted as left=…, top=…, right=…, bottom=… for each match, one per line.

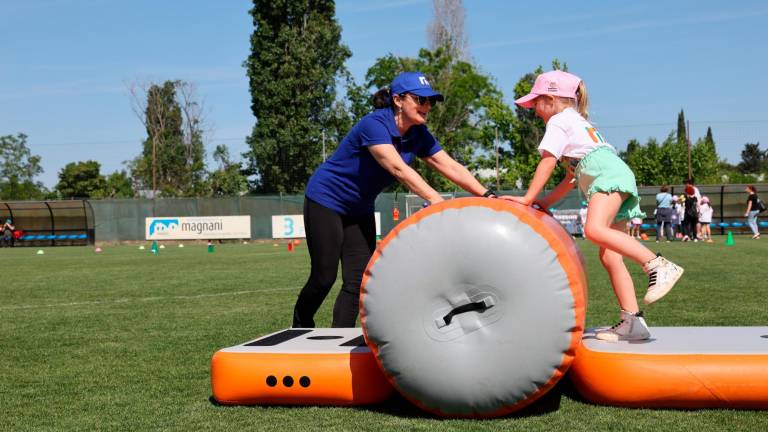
left=660, top=185, right=669, bottom=192
left=685, top=178, right=695, bottom=185
left=747, top=185, right=757, bottom=193
left=372, top=87, right=392, bottom=109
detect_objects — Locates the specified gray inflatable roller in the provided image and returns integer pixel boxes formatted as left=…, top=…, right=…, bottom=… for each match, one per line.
left=360, top=198, right=587, bottom=418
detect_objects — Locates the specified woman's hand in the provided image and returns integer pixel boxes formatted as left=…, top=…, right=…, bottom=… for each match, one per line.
left=429, top=195, right=445, bottom=205
left=499, top=195, right=532, bottom=206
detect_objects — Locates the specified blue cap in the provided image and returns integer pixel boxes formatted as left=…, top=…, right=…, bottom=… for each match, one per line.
left=390, top=72, right=444, bottom=100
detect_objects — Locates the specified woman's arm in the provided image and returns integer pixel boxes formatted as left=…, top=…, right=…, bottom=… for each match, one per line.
left=368, top=144, right=444, bottom=204
left=421, top=150, right=489, bottom=197
left=745, top=198, right=752, bottom=216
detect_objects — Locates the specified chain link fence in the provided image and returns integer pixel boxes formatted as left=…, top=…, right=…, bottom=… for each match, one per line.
left=86, top=184, right=766, bottom=242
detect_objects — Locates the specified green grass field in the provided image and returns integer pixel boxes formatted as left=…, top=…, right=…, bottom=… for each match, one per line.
left=2, top=237, right=768, bottom=431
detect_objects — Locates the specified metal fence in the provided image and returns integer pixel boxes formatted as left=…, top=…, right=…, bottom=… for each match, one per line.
left=86, top=183, right=765, bottom=242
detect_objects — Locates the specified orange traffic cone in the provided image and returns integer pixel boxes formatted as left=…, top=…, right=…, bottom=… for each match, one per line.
left=287, top=242, right=294, bottom=252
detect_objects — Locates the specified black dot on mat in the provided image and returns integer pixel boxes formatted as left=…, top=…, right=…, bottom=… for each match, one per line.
left=299, top=376, right=311, bottom=387
left=283, top=376, right=294, bottom=387
left=266, top=375, right=277, bottom=387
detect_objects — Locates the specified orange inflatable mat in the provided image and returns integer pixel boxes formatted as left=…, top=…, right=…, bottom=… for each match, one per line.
left=211, top=328, right=394, bottom=405
left=570, top=327, right=768, bottom=409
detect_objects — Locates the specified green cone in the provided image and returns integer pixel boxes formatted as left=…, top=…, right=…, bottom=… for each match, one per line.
left=725, top=231, right=734, bottom=246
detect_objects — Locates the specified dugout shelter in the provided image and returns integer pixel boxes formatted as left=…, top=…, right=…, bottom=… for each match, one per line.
left=0, top=200, right=95, bottom=246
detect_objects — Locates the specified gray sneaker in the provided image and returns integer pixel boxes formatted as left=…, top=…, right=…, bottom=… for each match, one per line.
left=643, top=253, right=684, bottom=305
left=595, top=310, right=651, bottom=342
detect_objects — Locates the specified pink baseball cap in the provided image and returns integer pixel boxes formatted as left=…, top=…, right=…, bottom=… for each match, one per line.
left=515, top=70, right=582, bottom=108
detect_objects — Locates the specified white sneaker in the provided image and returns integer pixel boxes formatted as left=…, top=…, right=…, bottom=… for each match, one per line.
left=643, top=254, right=684, bottom=305
left=595, top=310, right=651, bottom=342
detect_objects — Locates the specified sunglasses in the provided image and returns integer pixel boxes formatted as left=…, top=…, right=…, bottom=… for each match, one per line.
left=403, top=93, right=441, bottom=107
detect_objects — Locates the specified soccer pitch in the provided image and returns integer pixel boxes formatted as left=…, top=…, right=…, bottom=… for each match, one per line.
left=2, top=239, right=767, bottom=431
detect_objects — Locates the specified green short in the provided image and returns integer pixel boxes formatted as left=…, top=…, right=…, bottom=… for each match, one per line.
left=574, top=146, right=646, bottom=222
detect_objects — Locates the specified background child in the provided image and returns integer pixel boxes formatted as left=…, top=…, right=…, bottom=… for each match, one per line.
left=698, top=196, right=713, bottom=242
left=501, top=70, right=684, bottom=342
left=630, top=217, right=643, bottom=240
left=674, top=195, right=685, bottom=239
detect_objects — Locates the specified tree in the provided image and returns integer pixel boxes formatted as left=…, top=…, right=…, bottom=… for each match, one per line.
left=676, top=109, right=687, bottom=144
left=0, top=133, right=46, bottom=200
left=208, top=145, right=248, bottom=196
left=427, top=0, right=467, bottom=61
left=129, top=80, right=207, bottom=197
left=737, top=142, right=765, bottom=174
left=626, top=138, right=665, bottom=186
left=56, top=160, right=106, bottom=198
left=101, top=171, right=134, bottom=199
left=690, top=127, right=720, bottom=183
left=244, top=0, right=351, bottom=193
left=625, top=123, right=721, bottom=185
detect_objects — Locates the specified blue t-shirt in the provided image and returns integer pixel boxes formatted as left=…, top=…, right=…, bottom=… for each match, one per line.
left=306, top=108, right=442, bottom=216
left=656, top=192, right=673, bottom=208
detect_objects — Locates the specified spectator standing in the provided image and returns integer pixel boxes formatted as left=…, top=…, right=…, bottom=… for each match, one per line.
left=1, top=219, right=14, bottom=247
left=685, top=178, right=702, bottom=237
left=683, top=185, right=699, bottom=242
left=655, top=185, right=674, bottom=242
left=745, top=185, right=764, bottom=239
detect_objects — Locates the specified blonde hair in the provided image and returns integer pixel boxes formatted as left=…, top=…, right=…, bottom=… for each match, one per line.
left=575, top=81, right=589, bottom=120
left=553, top=80, right=589, bottom=119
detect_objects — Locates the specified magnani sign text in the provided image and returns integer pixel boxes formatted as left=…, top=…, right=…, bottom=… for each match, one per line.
left=145, top=216, right=251, bottom=240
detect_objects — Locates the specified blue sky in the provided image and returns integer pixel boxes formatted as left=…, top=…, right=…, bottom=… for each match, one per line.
left=2, top=0, right=767, bottom=187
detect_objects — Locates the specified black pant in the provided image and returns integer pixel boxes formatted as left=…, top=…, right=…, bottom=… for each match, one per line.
left=292, top=198, right=376, bottom=328
left=683, top=215, right=698, bottom=240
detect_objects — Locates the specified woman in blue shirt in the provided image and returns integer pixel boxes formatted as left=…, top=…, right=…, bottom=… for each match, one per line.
left=294, top=72, right=496, bottom=328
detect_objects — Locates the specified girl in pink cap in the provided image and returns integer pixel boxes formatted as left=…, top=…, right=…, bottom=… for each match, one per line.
left=502, top=70, right=684, bottom=341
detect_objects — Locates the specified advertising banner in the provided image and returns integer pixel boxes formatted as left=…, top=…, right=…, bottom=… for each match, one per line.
left=272, top=213, right=381, bottom=239
left=145, top=216, right=251, bottom=240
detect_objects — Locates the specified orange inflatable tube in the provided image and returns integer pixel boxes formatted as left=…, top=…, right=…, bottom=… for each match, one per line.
left=211, top=328, right=394, bottom=405
left=570, top=327, right=768, bottom=409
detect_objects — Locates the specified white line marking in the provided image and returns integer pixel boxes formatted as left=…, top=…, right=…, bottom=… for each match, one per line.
left=0, top=287, right=297, bottom=310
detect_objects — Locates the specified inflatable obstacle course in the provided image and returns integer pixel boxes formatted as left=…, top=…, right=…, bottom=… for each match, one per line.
left=361, top=198, right=587, bottom=418
left=570, top=326, right=768, bottom=409
left=211, top=327, right=394, bottom=405
left=210, top=198, right=768, bottom=413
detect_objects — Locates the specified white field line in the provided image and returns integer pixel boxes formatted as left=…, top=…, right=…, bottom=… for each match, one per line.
left=0, top=287, right=297, bottom=311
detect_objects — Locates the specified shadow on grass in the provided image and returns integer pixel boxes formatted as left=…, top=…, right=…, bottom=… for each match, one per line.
left=348, top=380, right=566, bottom=420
